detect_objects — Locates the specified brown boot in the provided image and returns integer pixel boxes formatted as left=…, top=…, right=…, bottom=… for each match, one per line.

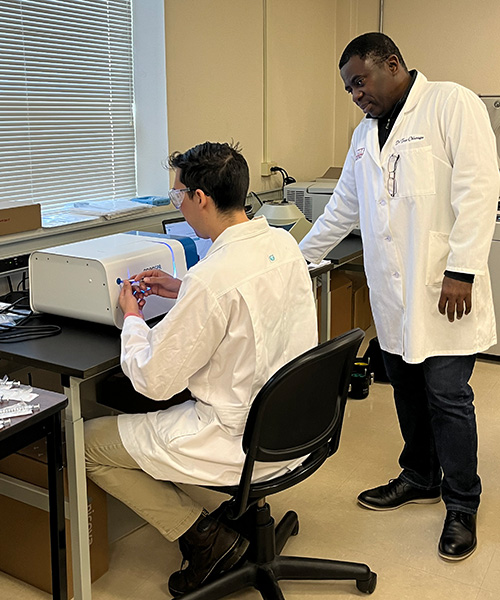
left=168, top=512, right=249, bottom=596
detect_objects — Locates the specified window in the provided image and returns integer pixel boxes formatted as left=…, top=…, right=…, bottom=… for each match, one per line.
left=0, top=0, right=168, bottom=210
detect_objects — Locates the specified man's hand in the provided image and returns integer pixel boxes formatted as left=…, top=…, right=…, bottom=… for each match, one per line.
left=133, top=269, right=182, bottom=300
left=119, top=280, right=144, bottom=316
left=438, top=276, right=472, bottom=322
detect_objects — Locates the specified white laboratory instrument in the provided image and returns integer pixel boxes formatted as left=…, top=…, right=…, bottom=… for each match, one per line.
left=29, top=232, right=188, bottom=328
left=481, top=95, right=500, bottom=358
left=480, top=96, right=500, bottom=164
left=284, top=179, right=338, bottom=222
left=485, top=216, right=500, bottom=357
left=253, top=201, right=312, bottom=243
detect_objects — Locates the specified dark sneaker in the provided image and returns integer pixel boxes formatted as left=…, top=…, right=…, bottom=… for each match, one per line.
left=357, top=477, right=441, bottom=511
left=168, top=515, right=249, bottom=597
left=438, top=510, right=477, bottom=561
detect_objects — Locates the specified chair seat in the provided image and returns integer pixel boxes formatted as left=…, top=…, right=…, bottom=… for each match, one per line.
left=204, top=444, right=329, bottom=501
left=181, top=330, right=377, bottom=599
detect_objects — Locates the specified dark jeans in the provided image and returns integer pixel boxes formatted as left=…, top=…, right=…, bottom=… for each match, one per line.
left=381, top=351, right=481, bottom=514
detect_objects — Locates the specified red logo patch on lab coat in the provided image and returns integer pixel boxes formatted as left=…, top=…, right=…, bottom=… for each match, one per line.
left=355, top=147, right=365, bottom=161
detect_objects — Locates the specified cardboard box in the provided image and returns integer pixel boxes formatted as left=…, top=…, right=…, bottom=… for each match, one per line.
left=0, top=203, right=41, bottom=236
left=344, top=271, right=373, bottom=331
left=0, top=439, right=108, bottom=596
left=316, top=271, right=353, bottom=339
left=330, top=271, right=353, bottom=337
left=318, top=166, right=343, bottom=180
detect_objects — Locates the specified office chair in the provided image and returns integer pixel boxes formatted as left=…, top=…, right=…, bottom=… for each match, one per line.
left=174, top=328, right=377, bottom=599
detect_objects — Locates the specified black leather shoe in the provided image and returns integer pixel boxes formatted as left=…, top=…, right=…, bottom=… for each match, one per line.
left=357, top=477, right=441, bottom=511
left=438, top=510, right=477, bottom=561
left=168, top=514, right=249, bottom=597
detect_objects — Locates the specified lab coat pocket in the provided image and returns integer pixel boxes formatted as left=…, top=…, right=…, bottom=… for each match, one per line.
left=397, top=145, right=435, bottom=197
left=425, top=231, right=450, bottom=286
left=155, top=401, right=208, bottom=445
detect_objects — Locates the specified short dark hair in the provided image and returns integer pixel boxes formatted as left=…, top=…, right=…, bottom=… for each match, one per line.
left=339, top=32, right=407, bottom=71
left=168, top=141, right=250, bottom=213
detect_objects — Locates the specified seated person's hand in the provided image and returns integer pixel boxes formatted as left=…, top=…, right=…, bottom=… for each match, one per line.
left=119, top=279, right=144, bottom=317
left=132, top=268, right=182, bottom=300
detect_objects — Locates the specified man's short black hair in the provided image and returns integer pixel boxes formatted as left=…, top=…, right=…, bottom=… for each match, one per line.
left=168, top=141, right=250, bottom=213
left=339, top=32, right=407, bottom=72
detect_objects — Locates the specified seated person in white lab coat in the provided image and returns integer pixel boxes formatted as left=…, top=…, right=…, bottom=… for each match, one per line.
left=84, top=141, right=318, bottom=596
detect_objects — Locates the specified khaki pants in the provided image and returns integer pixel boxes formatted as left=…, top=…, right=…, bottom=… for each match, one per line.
left=84, top=416, right=202, bottom=542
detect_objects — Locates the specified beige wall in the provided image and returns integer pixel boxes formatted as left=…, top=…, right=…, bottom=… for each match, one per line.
left=164, top=0, right=500, bottom=191
left=165, top=0, right=344, bottom=192
left=332, top=0, right=379, bottom=165
left=265, top=0, right=336, bottom=183
left=382, top=0, right=500, bottom=94
left=165, top=0, right=263, bottom=188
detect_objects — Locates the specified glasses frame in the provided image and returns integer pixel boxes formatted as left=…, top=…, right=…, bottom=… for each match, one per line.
left=168, top=187, right=191, bottom=209
left=387, top=153, right=400, bottom=198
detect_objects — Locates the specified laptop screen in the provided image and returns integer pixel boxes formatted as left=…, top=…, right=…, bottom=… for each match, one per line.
left=162, top=218, right=212, bottom=260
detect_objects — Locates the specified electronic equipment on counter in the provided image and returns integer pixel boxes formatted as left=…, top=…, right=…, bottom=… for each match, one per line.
left=29, top=232, right=190, bottom=329
left=162, top=217, right=213, bottom=260
left=480, top=96, right=500, bottom=163
left=284, top=179, right=339, bottom=223
left=480, top=95, right=500, bottom=357
left=253, top=201, right=312, bottom=243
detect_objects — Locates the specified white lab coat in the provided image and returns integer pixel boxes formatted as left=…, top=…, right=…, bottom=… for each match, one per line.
left=300, top=72, right=499, bottom=363
left=118, top=217, right=318, bottom=485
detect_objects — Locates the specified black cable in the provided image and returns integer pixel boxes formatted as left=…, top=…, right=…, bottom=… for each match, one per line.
left=270, top=166, right=296, bottom=185
left=6, top=276, right=13, bottom=294
left=17, top=272, right=28, bottom=291
left=250, top=191, right=263, bottom=207
left=0, top=325, right=62, bottom=342
left=0, top=299, right=61, bottom=342
left=270, top=166, right=296, bottom=201
left=0, top=321, right=62, bottom=342
left=0, top=295, right=28, bottom=314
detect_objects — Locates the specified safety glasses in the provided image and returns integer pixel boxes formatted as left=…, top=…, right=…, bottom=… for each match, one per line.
left=168, top=187, right=191, bottom=209
left=387, top=154, right=400, bottom=197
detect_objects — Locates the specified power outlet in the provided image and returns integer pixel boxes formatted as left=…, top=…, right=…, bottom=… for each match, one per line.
left=261, top=161, right=277, bottom=177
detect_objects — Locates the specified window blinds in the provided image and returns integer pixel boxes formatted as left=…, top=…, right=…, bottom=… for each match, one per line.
left=0, top=0, right=137, bottom=208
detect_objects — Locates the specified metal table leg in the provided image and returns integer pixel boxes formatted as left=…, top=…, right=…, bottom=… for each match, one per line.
left=64, top=376, right=92, bottom=600
left=46, top=411, right=68, bottom=600
left=319, top=271, right=331, bottom=343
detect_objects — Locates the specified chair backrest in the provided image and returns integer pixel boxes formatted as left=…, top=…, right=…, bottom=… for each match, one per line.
left=242, top=328, right=364, bottom=464
left=214, top=328, right=364, bottom=520
left=221, top=328, right=364, bottom=519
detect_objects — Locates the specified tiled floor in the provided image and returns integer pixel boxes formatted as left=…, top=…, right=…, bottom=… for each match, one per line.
left=1, top=351, right=500, bottom=599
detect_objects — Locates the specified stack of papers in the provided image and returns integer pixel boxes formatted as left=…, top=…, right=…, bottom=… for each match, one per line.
left=71, top=199, right=151, bottom=219
left=42, top=199, right=152, bottom=229
left=307, top=259, right=331, bottom=270
left=42, top=208, right=100, bottom=228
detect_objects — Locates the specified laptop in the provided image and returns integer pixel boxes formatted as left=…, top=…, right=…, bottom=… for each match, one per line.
left=162, top=217, right=212, bottom=260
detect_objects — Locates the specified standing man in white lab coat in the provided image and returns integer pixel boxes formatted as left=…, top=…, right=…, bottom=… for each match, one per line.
left=85, top=142, right=318, bottom=596
left=300, top=32, right=499, bottom=561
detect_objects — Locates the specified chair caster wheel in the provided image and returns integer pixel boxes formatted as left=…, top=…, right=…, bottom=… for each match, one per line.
left=356, top=572, right=377, bottom=594
left=281, top=510, right=299, bottom=536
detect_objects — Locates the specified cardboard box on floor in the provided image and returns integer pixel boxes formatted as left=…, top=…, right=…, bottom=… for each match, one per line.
left=330, top=271, right=353, bottom=337
left=344, top=270, right=373, bottom=331
left=0, top=438, right=108, bottom=596
left=316, top=271, right=353, bottom=339
left=0, top=203, right=41, bottom=235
